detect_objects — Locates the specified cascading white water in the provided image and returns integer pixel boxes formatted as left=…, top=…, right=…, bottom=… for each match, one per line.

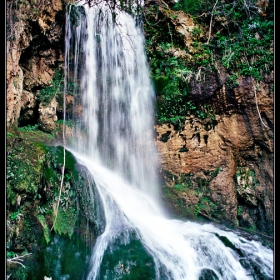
left=64, top=2, right=273, bottom=280
left=65, top=0, right=159, bottom=199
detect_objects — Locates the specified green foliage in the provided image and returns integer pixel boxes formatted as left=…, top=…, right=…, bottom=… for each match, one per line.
left=53, top=207, right=77, bottom=238
left=237, top=205, right=242, bottom=216
left=28, top=234, right=90, bottom=279
left=6, top=140, right=80, bottom=239
left=45, top=145, right=78, bottom=172
left=8, top=265, right=28, bottom=280
left=211, top=166, right=221, bottom=179
left=7, top=142, right=45, bottom=206
left=40, top=146, right=80, bottom=237
left=206, top=0, right=274, bottom=81
left=38, top=69, right=63, bottom=106
left=225, top=74, right=239, bottom=89
left=10, top=206, right=23, bottom=221
left=173, top=0, right=215, bottom=17
left=174, top=183, right=187, bottom=192
left=7, top=131, right=15, bottom=138
left=7, top=251, right=17, bottom=259
left=120, top=0, right=142, bottom=15
left=6, top=137, right=104, bottom=279
left=214, top=18, right=273, bottom=81
left=38, top=214, right=51, bottom=243
left=235, top=166, right=259, bottom=189
left=145, top=9, right=217, bottom=128
left=18, top=124, right=39, bottom=132
left=144, top=0, right=273, bottom=126
left=191, top=42, right=212, bottom=67
left=148, top=42, right=216, bottom=128
left=56, top=119, right=74, bottom=127
left=194, top=197, right=216, bottom=216
left=161, top=170, right=221, bottom=220
left=53, top=179, right=77, bottom=210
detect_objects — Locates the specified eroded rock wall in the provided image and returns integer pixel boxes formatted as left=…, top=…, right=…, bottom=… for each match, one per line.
left=6, top=0, right=65, bottom=130
left=156, top=70, right=273, bottom=234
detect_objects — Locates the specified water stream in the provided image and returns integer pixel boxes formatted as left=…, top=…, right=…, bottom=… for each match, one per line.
left=64, top=2, right=273, bottom=279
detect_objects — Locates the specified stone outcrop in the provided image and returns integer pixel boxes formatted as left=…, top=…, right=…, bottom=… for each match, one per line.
left=155, top=72, right=273, bottom=233
left=38, top=97, right=58, bottom=132
left=6, top=0, right=65, bottom=130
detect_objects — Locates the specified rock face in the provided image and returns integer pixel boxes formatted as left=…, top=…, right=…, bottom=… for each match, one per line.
left=6, top=0, right=65, bottom=130
left=143, top=0, right=274, bottom=235
left=155, top=71, right=273, bottom=233
left=6, top=0, right=273, bottom=236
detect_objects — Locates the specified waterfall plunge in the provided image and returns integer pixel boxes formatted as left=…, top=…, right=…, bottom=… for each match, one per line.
left=65, top=1, right=159, bottom=199
left=64, top=2, right=273, bottom=280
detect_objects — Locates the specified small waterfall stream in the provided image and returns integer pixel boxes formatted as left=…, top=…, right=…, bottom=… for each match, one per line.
left=64, top=2, right=273, bottom=279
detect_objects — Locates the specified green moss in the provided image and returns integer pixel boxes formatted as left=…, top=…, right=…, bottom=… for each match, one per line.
left=53, top=207, right=77, bottom=238
left=6, top=131, right=103, bottom=279
left=45, top=145, right=78, bottom=173
left=144, top=0, right=273, bottom=127
left=38, top=69, right=63, bottom=106
left=38, top=215, right=51, bottom=243
left=196, top=197, right=217, bottom=216
left=99, top=231, right=156, bottom=279
left=210, top=167, right=221, bottom=179
left=7, top=140, right=46, bottom=207
left=7, top=131, right=15, bottom=138
left=8, top=265, right=28, bottom=280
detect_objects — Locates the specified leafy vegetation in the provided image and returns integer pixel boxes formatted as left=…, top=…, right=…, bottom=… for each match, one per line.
left=161, top=169, right=221, bottom=220
left=235, top=166, right=259, bottom=190
left=146, top=39, right=216, bottom=128
left=38, top=69, right=63, bottom=106
left=174, top=0, right=274, bottom=83
left=7, top=140, right=45, bottom=206
left=213, top=17, right=273, bottom=81
left=144, top=0, right=273, bottom=126
left=37, top=214, right=51, bottom=243
left=6, top=136, right=103, bottom=277
left=10, top=206, right=23, bottom=221
left=173, top=0, right=216, bottom=17
left=18, top=124, right=39, bottom=132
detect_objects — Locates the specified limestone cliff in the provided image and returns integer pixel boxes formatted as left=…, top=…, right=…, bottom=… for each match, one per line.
left=6, top=0, right=65, bottom=131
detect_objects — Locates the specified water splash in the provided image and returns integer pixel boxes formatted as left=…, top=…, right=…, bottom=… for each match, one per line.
left=64, top=2, right=273, bottom=279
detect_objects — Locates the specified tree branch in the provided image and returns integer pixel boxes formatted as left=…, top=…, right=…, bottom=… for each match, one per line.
left=7, top=253, right=32, bottom=268
left=206, top=0, right=218, bottom=44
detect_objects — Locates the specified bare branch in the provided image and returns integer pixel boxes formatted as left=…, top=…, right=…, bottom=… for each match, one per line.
left=7, top=253, right=32, bottom=269
left=242, top=54, right=269, bottom=129
left=206, top=0, right=219, bottom=44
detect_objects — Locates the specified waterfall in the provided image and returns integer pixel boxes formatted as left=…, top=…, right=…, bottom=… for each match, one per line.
left=65, top=1, right=159, bottom=199
left=64, top=2, right=273, bottom=280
